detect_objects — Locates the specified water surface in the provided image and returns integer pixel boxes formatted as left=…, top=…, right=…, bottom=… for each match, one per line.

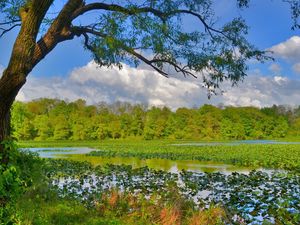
left=20, top=146, right=277, bottom=174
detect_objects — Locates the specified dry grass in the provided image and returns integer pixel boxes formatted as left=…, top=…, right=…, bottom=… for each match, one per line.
left=159, top=206, right=181, bottom=225
left=94, top=188, right=228, bottom=225
left=107, top=189, right=119, bottom=208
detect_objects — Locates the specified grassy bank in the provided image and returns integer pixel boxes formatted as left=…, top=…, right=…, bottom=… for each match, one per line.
left=17, top=186, right=227, bottom=225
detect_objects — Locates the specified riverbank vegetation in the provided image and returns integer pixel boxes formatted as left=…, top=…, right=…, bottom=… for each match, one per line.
left=4, top=152, right=300, bottom=225
left=0, top=148, right=231, bottom=225
left=11, top=98, right=300, bottom=141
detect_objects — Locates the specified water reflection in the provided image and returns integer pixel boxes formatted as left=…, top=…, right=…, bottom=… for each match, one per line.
left=21, top=146, right=278, bottom=174
left=19, top=147, right=93, bottom=158
left=65, top=154, right=262, bottom=174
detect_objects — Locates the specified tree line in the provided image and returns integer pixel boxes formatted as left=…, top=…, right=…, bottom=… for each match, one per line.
left=11, top=98, right=300, bottom=141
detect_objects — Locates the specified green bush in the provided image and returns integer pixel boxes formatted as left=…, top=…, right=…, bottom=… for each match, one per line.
left=0, top=140, right=45, bottom=224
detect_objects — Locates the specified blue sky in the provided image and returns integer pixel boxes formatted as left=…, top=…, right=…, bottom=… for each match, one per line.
left=1, top=0, right=300, bottom=108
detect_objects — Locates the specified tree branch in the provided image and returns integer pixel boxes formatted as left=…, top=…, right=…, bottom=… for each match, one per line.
left=71, top=26, right=171, bottom=77
left=150, top=59, right=197, bottom=78
left=71, top=3, right=166, bottom=21
left=0, top=23, right=21, bottom=38
left=0, top=20, right=21, bottom=26
left=165, top=9, right=228, bottom=39
left=71, top=2, right=227, bottom=39
left=32, top=0, right=84, bottom=67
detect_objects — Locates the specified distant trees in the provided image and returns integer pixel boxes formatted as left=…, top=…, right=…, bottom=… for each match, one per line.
left=11, top=98, right=298, bottom=141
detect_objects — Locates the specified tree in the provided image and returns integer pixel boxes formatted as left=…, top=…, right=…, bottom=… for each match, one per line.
left=0, top=0, right=269, bottom=162
left=52, top=115, right=71, bottom=140
left=34, top=114, right=53, bottom=140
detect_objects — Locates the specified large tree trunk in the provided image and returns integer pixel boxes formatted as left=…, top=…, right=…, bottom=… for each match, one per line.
left=0, top=0, right=54, bottom=165
left=0, top=104, right=11, bottom=165
left=0, top=69, right=26, bottom=164
left=0, top=0, right=83, bottom=164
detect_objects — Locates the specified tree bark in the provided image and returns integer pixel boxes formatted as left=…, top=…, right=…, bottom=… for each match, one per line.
left=0, top=0, right=54, bottom=165
left=0, top=0, right=85, bottom=165
left=0, top=105, right=11, bottom=165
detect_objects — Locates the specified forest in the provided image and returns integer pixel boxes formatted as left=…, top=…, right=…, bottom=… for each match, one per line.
left=11, top=98, right=300, bottom=141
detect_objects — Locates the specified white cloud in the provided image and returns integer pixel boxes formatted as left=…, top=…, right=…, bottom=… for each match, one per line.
left=292, top=63, right=300, bottom=74
left=269, top=36, right=300, bottom=61
left=274, top=76, right=288, bottom=84
left=221, top=75, right=300, bottom=107
left=268, top=63, right=281, bottom=74
left=68, top=61, right=202, bottom=109
left=16, top=62, right=204, bottom=109
left=16, top=61, right=300, bottom=109
left=267, top=36, right=300, bottom=76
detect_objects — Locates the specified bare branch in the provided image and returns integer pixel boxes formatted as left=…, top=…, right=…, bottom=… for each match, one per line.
left=0, top=20, right=21, bottom=26
left=0, top=23, right=21, bottom=37
left=71, top=26, right=170, bottom=77
left=165, top=9, right=228, bottom=39
left=150, top=58, right=197, bottom=78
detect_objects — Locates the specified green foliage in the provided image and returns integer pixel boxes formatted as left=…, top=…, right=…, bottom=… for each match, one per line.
left=18, top=139, right=300, bottom=171
left=10, top=99, right=299, bottom=142
left=0, top=0, right=25, bottom=21
left=0, top=140, right=22, bottom=203
left=17, top=198, right=124, bottom=225
left=76, top=140, right=300, bottom=171
left=0, top=140, right=45, bottom=224
left=75, top=0, right=270, bottom=92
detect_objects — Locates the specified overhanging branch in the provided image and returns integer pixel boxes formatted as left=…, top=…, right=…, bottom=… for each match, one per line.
left=71, top=2, right=227, bottom=40
left=0, top=20, right=21, bottom=26
left=0, top=23, right=21, bottom=37
left=71, top=3, right=166, bottom=21
left=70, top=26, right=200, bottom=77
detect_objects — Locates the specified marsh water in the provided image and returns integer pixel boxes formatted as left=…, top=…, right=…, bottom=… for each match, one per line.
left=21, top=141, right=300, bottom=224
left=20, top=140, right=296, bottom=174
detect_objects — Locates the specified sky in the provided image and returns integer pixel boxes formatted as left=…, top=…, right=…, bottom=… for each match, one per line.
left=1, top=0, right=300, bottom=109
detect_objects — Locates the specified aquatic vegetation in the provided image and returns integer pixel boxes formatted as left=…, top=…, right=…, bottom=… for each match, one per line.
left=17, top=140, right=300, bottom=224
left=45, top=159, right=300, bottom=224
left=85, top=140, right=300, bottom=171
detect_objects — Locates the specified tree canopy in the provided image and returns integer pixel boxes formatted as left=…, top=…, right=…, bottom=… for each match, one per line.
left=11, top=99, right=299, bottom=141
left=0, top=0, right=270, bottom=93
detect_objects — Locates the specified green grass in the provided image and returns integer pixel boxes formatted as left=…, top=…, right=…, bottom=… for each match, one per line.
left=16, top=194, right=125, bottom=225
left=16, top=176, right=228, bottom=225
left=19, top=139, right=300, bottom=171
left=18, top=140, right=103, bottom=148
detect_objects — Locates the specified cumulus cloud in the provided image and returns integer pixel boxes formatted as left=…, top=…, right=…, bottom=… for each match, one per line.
left=269, top=36, right=300, bottom=61
left=221, top=75, right=300, bottom=107
left=16, top=61, right=300, bottom=109
left=16, top=62, right=205, bottom=109
left=268, top=36, right=300, bottom=76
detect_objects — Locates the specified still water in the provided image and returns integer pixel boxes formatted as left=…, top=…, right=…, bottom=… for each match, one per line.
left=20, top=142, right=284, bottom=174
